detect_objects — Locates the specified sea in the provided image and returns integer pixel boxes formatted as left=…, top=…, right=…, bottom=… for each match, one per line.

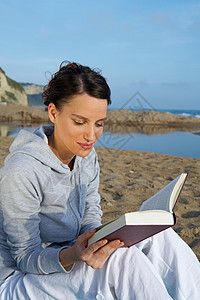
left=108, top=108, right=200, bottom=119
left=143, top=108, right=200, bottom=119
left=1, top=108, right=200, bottom=159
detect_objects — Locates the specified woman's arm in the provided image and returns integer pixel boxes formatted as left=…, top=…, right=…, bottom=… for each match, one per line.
left=0, top=163, right=68, bottom=275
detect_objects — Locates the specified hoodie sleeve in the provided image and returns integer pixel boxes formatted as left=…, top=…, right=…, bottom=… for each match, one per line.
left=0, top=163, right=70, bottom=275
left=79, top=150, right=103, bottom=235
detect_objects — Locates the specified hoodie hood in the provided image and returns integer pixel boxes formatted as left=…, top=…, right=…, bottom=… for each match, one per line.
left=5, top=125, right=80, bottom=173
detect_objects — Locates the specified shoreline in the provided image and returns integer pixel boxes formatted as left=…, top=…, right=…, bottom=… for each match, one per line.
left=0, top=136, right=199, bottom=260
left=1, top=104, right=200, bottom=129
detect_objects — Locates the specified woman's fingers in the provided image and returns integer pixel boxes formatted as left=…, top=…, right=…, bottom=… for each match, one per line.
left=80, top=239, right=108, bottom=261
left=87, top=239, right=108, bottom=254
left=96, top=240, right=124, bottom=259
left=82, top=239, right=124, bottom=269
left=75, top=230, right=124, bottom=269
left=90, top=240, right=124, bottom=269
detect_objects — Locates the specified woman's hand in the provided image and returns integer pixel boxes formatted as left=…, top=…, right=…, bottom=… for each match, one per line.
left=59, top=229, right=124, bottom=270
left=73, top=229, right=124, bottom=269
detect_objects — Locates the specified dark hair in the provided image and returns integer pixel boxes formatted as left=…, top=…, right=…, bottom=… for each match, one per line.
left=42, top=61, right=111, bottom=109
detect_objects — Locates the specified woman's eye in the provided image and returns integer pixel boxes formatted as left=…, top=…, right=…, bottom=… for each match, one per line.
left=96, top=123, right=104, bottom=127
left=73, top=120, right=104, bottom=127
left=74, top=120, right=84, bottom=125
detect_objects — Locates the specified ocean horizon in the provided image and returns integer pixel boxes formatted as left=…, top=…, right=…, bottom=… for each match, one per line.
left=108, top=108, right=200, bottom=119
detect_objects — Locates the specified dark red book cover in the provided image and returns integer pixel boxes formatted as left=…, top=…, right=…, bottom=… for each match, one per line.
left=102, top=223, right=173, bottom=247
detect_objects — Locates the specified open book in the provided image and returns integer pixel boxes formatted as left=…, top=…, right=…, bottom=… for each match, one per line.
left=88, top=173, right=188, bottom=247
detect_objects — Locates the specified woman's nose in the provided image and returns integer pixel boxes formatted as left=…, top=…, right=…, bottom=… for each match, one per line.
left=83, top=125, right=96, bottom=141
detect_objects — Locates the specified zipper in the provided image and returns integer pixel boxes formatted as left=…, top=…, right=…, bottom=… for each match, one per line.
left=68, top=196, right=80, bottom=239
left=68, top=160, right=80, bottom=239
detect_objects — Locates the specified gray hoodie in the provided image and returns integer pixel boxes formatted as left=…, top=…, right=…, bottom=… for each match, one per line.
left=0, top=125, right=102, bottom=281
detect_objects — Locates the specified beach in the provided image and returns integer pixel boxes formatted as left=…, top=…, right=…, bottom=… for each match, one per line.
left=0, top=104, right=200, bottom=260
left=0, top=136, right=200, bottom=260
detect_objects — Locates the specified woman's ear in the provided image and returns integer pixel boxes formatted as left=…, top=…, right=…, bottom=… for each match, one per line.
left=48, top=103, right=57, bottom=124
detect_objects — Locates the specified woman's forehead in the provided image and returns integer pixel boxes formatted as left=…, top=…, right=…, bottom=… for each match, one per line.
left=61, top=94, right=108, bottom=119
left=64, top=94, right=107, bottom=109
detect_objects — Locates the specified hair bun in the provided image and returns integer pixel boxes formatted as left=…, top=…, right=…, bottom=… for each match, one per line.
left=42, top=60, right=111, bottom=109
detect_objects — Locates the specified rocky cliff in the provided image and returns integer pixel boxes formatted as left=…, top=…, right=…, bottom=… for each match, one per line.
left=0, top=68, right=27, bottom=106
left=21, top=83, right=43, bottom=95
left=20, top=82, right=44, bottom=106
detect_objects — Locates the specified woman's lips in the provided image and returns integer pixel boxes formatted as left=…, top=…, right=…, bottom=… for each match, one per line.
left=78, top=142, right=94, bottom=150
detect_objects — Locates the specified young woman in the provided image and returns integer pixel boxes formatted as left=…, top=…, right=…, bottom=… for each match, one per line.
left=0, top=62, right=199, bottom=300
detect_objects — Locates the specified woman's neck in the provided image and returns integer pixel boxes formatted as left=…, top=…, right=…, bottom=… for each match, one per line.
left=48, top=134, right=75, bottom=170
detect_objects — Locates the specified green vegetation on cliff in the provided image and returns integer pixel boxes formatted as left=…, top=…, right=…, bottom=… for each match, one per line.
left=6, top=77, right=25, bottom=93
left=0, top=66, right=27, bottom=105
left=0, top=67, right=25, bottom=93
left=5, top=91, right=17, bottom=103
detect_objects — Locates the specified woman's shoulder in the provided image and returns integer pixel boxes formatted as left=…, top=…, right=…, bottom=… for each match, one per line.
left=4, top=151, right=41, bottom=170
left=0, top=152, right=48, bottom=184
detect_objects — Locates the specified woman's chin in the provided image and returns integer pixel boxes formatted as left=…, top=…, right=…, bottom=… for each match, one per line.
left=76, top=147, right=94, bottom=157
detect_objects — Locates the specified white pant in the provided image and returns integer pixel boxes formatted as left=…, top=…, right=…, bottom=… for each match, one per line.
left=0, top=229, right=200, bottom=300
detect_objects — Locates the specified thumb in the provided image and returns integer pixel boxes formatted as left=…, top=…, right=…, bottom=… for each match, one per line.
left=78, top=229, right=96, bottom=243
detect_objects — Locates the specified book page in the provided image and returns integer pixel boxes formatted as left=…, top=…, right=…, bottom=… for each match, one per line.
left=139, top=174, right=184, bottom=212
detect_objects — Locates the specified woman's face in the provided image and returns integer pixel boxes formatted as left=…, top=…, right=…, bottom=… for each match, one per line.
left=48, top=93, right=108, bottom=163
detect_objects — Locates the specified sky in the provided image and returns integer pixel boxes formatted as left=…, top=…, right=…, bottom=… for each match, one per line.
left=0, top=0, right=200, bottom=110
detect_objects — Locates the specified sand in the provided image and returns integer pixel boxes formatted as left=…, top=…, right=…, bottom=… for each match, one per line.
left=0, top=136, right=200, bottom=261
